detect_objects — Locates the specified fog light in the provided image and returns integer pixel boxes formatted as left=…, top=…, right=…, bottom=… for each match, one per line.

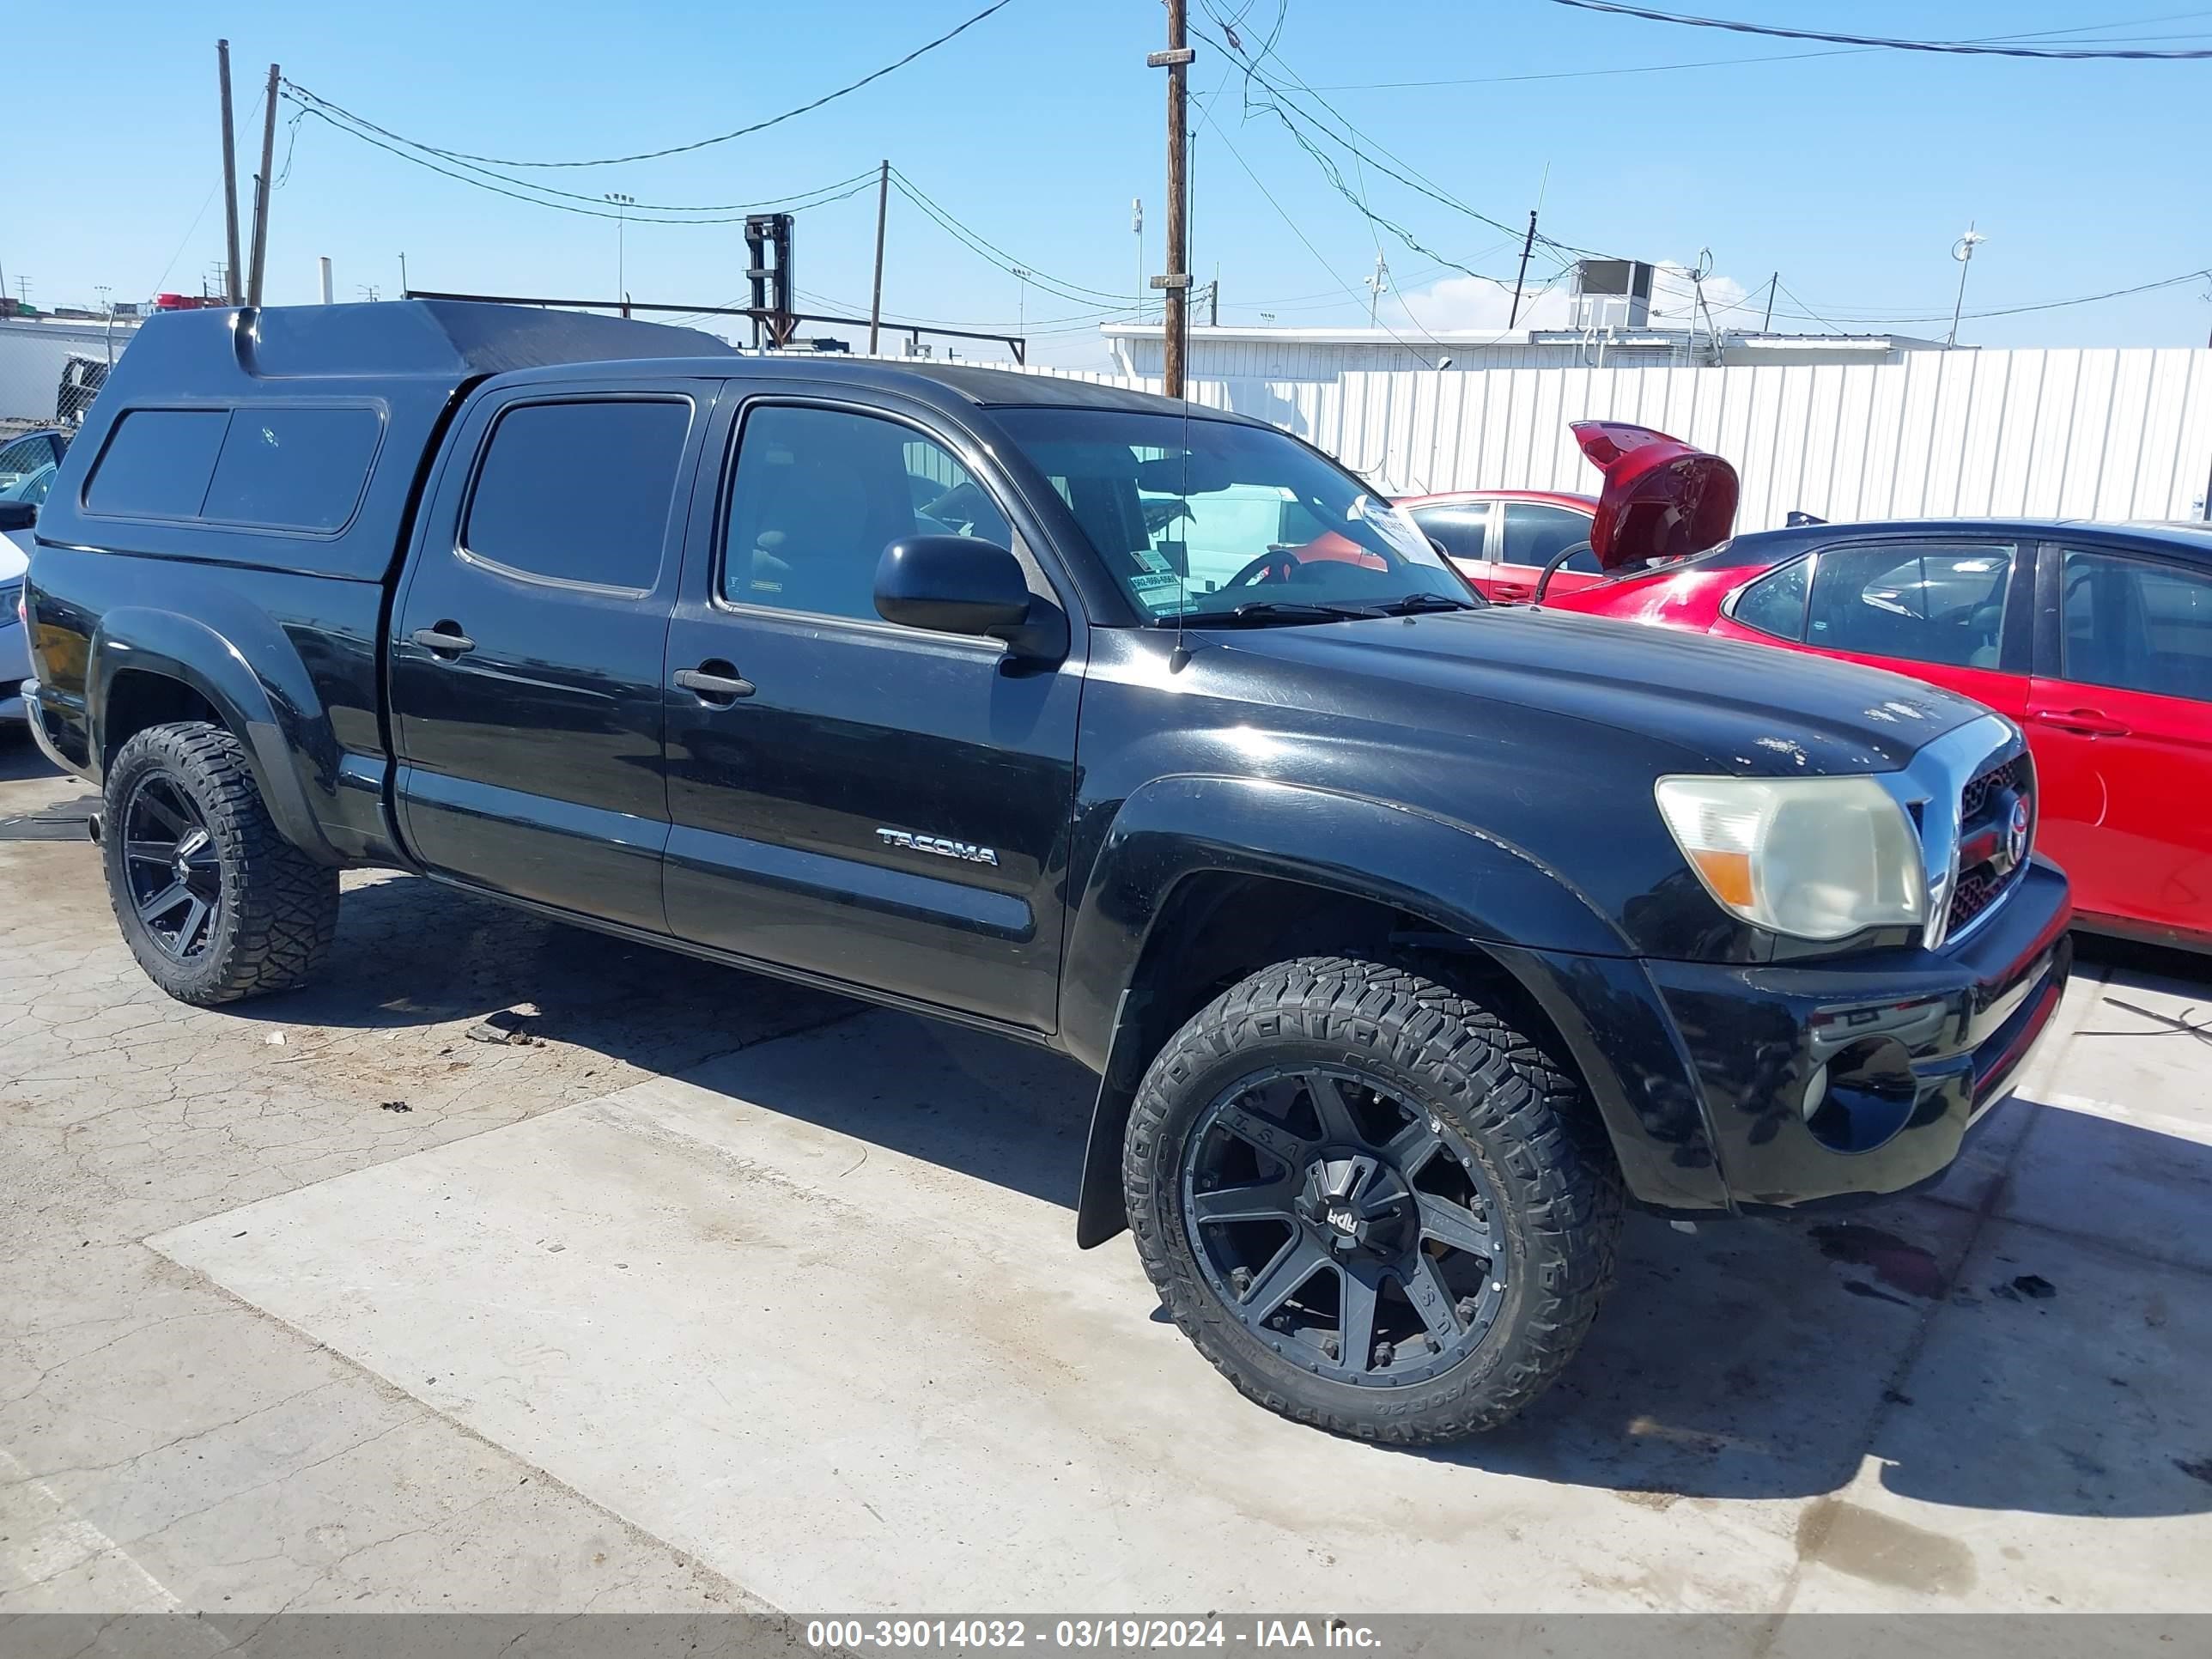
left=1801, top=1061, right=1829, bottom=1123
left=1804, top=1036, right=1919, bottom=1153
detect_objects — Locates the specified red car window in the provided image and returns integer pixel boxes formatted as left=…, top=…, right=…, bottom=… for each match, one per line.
left=1409, top=504, right=1490, bottom=564
left=1803, top=542, right=2016, bottom=672
left=2061, top=549, right=2212, bottom=701
left=1730, top=556, right=1812, bottom=640
left=1502, top=501, right=1598, bottom=572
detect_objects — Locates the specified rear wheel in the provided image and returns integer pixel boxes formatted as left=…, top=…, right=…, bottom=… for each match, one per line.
left=1123, top=956, right=1622, bottom=1443
left=102, top=721, right=339, bottom=1005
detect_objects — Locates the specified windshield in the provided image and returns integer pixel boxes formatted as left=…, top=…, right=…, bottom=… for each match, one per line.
left=995, top=407, right=1474, bottom=623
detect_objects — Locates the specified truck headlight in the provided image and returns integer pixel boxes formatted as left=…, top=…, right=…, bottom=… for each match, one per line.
left=1655, top=775, right=1925, bottom=941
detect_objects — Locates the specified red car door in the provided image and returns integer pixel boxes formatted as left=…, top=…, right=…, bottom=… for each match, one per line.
left=2025, top=544, right=2212, bottom=941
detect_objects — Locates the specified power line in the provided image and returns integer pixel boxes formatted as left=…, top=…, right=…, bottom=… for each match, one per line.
left=1769, top=268, right=2212, bottom=331
left=1542, top=0, right=2212, bottom=59
left=297, top=0, right=1024, bottom=172
left=1191, top=103, right=1455, bottom=367
left=285, top=97, right=877, bottom=223
left=887, top=168, right=1133, bottom=305
left=286, top=88, right=880, bottom=216
left=1316, top=9, right=2212, bottom=85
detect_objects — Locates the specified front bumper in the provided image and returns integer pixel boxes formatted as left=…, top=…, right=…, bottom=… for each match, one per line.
left=1643, top=858, right=2072, bottom=1212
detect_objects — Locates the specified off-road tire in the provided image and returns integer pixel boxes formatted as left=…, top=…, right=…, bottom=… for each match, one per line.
left=102, top=721, right=339, bottom=1005
left=1123, top=955, right=1623, bottom=1443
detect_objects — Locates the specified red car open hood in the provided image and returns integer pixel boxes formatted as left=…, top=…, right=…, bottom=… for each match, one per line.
left=1573, top=421, right=1738, bottom=574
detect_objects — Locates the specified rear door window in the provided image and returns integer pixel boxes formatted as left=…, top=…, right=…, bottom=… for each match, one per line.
left=2060, top=548, right=2212, bottom=702
left=1731, top=556, right=1812, bottom=640
left=463, top=398, right=692, bottom=591
left=1408, top=504, right=1490, bottom=563
left=1502, top=501, right=1596, bottom=571
left=83, top=410, right=230, bottom=518
left=1804, top=541, right=2016, bottom=669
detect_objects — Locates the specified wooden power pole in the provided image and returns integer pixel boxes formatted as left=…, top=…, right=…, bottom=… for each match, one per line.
left=217, top=41, right=243, bottom=306
left=1150, top=0, right=1194, bottom=398
left=869, top=159, right=889, bottom=356
left=246, top=63, right=280, bottom=307
left=1507, top=210, right=1539, bottom=328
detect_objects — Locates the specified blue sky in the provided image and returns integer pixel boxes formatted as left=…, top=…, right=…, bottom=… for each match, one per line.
left=10, top=1, right=2210, bottom=367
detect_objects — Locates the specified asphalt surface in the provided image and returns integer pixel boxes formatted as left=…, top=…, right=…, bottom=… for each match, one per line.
left=3, top=734, right=2209, bottom=1615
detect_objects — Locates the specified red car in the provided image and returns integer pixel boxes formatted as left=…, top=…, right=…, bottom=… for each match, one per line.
left=1548, top=514, right=2212, bottom=951
left=1397, top=488, right=1603, bottom=604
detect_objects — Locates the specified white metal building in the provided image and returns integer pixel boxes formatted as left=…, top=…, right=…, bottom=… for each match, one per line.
left=1102, top=323, right=1949, bottom=382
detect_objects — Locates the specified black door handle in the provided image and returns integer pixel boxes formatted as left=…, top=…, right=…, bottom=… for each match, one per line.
left=410, top=623, right=476, bottom=659
left=674, top=663, right=755, bottom=704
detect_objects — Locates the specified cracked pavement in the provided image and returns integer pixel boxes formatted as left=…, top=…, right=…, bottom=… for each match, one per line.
left=1, top=744, right=851, bottom=1612
left=4, top=736, right=2212, bottom=1615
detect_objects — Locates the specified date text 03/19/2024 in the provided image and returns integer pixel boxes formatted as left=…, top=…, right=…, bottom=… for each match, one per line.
left=805, top=1620, right=1381, bottom=1650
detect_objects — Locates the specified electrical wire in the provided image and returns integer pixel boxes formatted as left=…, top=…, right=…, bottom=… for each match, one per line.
left=286, top=88, right=879, bottom=217
left=284, top=98, right=877, bottom=223
left=1542, top=0, right=2212, bottom=59
left=289, top=0, right=1023, bottom=172
left=1191, top=104, right=1455, bottom=367
left=887, top=169, right=1134, bottom=305
left=1765, top=268, right=2212, bottom=331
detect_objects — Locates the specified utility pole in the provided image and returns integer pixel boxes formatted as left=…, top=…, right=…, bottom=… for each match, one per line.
left=217, top=41, right=243, bottom=306
left=1761, top=271, right=1778, bottom=331
left=1365, top=252, right=1389, bottom=325
left=869, top=160, right=890, bottom=355
left=1150, top=0, right=1194, bottom=398
left=1507, top=209, right=1539, bottom=327
left=1948, top=222, right=1985, bottom=348
left=1131, top=198, right=1144, bottom=325
left=399, top=251, right=409, bottom=296
left=604, top=195, right=634, bottom=312
left=318, top=257, right=333, bottom=304
left=245, top=62, right=279, bottom=307
left=1211, top=264, right=1219, bottom=327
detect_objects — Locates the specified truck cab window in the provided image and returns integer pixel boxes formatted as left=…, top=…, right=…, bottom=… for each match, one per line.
left=463, top=399, right=690, bottom=591
left=723, top=404, right=1010, bottom=623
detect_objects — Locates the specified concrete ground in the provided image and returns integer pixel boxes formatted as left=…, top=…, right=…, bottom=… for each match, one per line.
left=3, top=735, right=2209, bottom=1616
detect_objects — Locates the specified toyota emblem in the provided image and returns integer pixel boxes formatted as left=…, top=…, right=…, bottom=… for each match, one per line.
left=2004, top=796, right=2032, bottom=869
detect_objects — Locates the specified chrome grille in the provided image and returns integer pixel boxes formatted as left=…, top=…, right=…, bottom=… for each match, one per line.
left=1944, top=752, right=2033, bottom=942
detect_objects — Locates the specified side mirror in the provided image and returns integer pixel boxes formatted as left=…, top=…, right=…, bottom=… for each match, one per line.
left=875, top=536, right=1066, bottom=663
left=0, top=501, right=35, bottom=532
left=1571, top=420, right=1738, bottom=574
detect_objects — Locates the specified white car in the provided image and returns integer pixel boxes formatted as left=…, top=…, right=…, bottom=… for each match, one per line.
left=1, top=509, right=31, bottom=725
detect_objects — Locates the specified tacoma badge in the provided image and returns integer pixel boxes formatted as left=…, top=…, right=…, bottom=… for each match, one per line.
left=876, top=827, right=1000, bottom=866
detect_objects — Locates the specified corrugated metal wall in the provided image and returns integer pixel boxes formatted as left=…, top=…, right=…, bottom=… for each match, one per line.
left=1004, top=349, right=2212, bottom=529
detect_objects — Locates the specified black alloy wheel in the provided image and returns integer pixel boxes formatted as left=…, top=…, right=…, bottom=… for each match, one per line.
left=1182, top=1063, right=1508, bottom=1388
left=120, top=773, right=224, bottom=959
left=1124, top=957, right=1623, bottom=1443
left=100, top=721, right=340, bottom=1005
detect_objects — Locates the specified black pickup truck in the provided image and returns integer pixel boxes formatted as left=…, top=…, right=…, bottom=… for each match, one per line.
left=21, top=302, right=2071, bottom=1443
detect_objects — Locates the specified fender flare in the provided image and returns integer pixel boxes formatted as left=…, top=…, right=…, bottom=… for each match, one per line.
left=88, top=605, right=344, bottom=866
left=1061, top=775, right=1646, bottom=1247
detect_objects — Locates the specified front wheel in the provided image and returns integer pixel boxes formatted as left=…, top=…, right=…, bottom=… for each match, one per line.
left=101, top=721, right=340, bottom=1005
left=1123, top=957, right=1622, bottom=1443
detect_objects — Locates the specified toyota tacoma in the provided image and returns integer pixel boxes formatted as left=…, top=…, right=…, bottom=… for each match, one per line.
left=18, top=302, right=2071, bottom=1443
